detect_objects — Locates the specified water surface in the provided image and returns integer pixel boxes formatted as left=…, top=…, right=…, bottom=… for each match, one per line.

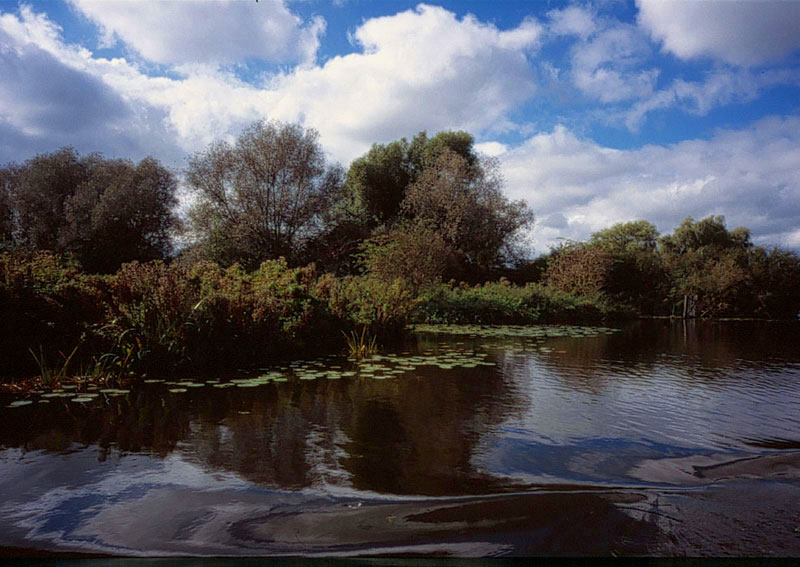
left=2, top=320, right=800, bottom=556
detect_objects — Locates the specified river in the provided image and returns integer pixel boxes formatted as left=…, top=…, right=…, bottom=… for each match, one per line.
left=2, top=320, right=799, bottom=557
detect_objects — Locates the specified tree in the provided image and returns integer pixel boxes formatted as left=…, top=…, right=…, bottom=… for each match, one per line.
left=659, top=216, right=753, bottom=317
left=2, top=148, right=178, bottom=272
left=590, top=220, right=666, bottom=313
left=60, top=156, right=178, bottom=273
left=8, top=147, right=87, bottom=251
left=400, top=148, right=534, bottom=276
left=542, top=242, right=612, bottom=297
left=747, top=247, right=800, bottom=319
left=341, top=130, right=480, bottom=228
left=186, top=120, right=344, bottom=269
left=0, top=166, right=15, bottom=251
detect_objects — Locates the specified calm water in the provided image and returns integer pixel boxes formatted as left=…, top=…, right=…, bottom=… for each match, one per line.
left=2, top=320, right=800, bottom=557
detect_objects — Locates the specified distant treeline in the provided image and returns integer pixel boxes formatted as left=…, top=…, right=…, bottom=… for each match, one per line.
left=1, top=121, right=799, bottom=379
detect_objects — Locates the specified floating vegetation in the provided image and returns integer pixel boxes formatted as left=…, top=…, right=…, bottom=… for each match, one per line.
left=4, top=324, right=613, bottom=408
left=410, top=324, right=618, bottom=339
left=99, top=388, right=129, bottom=394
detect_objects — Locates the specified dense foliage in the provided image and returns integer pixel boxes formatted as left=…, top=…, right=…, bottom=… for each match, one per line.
left=539, top=216, right=800, bottom=319
left=185, top=121, right=345, bottom=270
left=0, top=148, right=177, bottom=273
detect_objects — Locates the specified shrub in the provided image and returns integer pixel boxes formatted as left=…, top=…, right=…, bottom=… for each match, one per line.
left=359, top=222, right=454, bottom=292
left=414, top=281, right=623, bottom=324
left=542, top=243, right=613, bottom=297
left=0, top=251, right=109, bottom=376
left=105, top=258, right=340, bottom=374
left=323, top=275, right=418, bottom=336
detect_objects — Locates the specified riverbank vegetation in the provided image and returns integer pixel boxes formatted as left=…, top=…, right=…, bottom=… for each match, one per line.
left=1, top=120, right=799, bottom=384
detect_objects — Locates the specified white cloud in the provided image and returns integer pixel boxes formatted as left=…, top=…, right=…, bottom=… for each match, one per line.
left=568, top=22, right=659, bottom=103
left=637, top=0, right=800, bottom=66
left=623, top=68, right=800, bottom=129
left=498, top=117, right=800, bottom=252
left=547, top=5, right=596, bottom=40
left=1, top=3, right=544, bottom=166
left=475, top=141, right=508, bottom=157
left=69, top=0, right=325, bottom=66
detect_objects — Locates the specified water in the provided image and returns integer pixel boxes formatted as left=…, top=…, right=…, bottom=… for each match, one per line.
left=2, top=320, right=800, bottom=556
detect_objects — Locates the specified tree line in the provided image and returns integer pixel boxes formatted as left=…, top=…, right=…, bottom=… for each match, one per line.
left=2, top=119, right=799, bottom=320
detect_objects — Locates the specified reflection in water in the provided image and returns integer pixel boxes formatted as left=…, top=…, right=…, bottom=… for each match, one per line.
left=1, top=320, right=800, bottom=556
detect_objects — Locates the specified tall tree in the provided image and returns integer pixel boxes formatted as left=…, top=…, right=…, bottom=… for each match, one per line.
left=401, top=148, right=534, bottom=276
left=61, top=156, right=178, bottom=273
left=342, top=130, right=479, bottom=228
left=2, top=148, right=177, bottom=272
left=186, top=120, right=344, bottom=269
left=0, top=166, right=15, bottom=251
left=590, top=220, right=666, bottom=312
left=659, top=216, right=753, bottom=317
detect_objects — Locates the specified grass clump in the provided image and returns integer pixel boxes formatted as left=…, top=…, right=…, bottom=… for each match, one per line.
left=343, top=327, right=378, bottom=361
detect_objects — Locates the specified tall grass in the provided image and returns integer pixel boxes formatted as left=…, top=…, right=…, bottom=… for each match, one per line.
left=343, top=327, right=378, bottom=360
left=28, top=344, right=79, bottom=386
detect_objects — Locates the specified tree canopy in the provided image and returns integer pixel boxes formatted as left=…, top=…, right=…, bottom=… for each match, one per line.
left=185, top=120, right=344, bottom=269
left=1, top=148, right=177, bottom=272
left=341, top=130, right=479, bottom=227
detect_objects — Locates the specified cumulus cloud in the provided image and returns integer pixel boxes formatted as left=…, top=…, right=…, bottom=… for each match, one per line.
left=551, top=10, right=658, bottom=104
left=623, top=68, right=800, bottom=129
left=266, top=4, right=542, bottom=161
left=498, top=117, right=800, bottom=251
left=69, top=0, right=325, bottom=66
left=1, top=3, right=544, bottom=166
left=0, top=6, right=180, bottom=163
left=547, top=5, right=596, bottom=40
left=637, top=0, right=800, bottom=66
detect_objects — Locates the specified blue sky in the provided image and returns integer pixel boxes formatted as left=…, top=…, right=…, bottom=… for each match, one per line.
left=1, top=0, right=800, bottom=252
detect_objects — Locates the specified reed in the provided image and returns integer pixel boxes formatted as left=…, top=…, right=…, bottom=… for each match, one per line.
left=28, top=345, right=79, bottom=387
left=343, top=327, right=377, bottom=360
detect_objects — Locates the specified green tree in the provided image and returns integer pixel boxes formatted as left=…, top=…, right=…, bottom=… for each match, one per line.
left=744, top=246, right=800, bottom=319
left=341, top=130, right=479, bottom=228
left=60, top=156, right=178, bottom=273
left=659, top=216, right=753, bottom=317
left=590, top=220, right=666, bottom=313
left=2, top=148, right=178, bottom=272
left=185, top=120, right=344, bottom=269
left=7, top=147, right=87, bottom=251
left=0, top=166, right=15, bottom=251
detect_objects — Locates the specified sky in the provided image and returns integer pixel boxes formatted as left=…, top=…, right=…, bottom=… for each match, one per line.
left=1, top=0, right=799, bottom=253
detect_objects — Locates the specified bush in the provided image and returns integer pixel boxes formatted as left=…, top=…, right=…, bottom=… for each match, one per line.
left=104, top=258, right=340, bottom=374
left=0, top=252, right=109, bottom=376
left=322, top=274, right=418, bottom=336
left=414, top=281, right=623, bottom=324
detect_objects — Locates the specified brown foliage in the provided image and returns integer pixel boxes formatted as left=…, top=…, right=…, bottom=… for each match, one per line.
left=543, top=244, right=612, bottom=297
left=185, top=120, right=344, bottom=269
left=400, top=149, right=533, bottom=272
